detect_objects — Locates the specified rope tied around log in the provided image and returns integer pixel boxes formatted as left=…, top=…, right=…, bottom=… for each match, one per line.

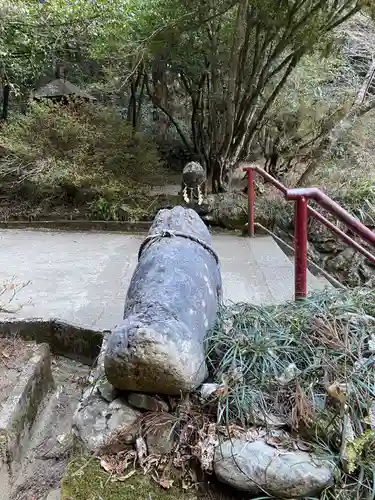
left=138, top=229, right=220, bottom=266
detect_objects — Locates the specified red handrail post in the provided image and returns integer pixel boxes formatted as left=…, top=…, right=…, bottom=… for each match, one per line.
left=294, top=197, right=308, bottom=300
left=243, top=167, right=255, bottom=237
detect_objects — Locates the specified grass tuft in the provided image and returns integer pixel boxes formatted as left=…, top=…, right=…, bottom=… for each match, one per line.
left=204, top=288, right=375, bottom=499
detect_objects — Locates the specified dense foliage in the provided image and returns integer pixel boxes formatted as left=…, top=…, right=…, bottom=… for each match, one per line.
left=0, top=0, right=374, bottom=205
left=1, top=2, right=374, bottom=173
left=0, top=101, right=165, bottom=220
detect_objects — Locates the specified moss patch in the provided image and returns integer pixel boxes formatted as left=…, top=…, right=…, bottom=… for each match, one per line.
left=61, top=457, right=198, bottom=500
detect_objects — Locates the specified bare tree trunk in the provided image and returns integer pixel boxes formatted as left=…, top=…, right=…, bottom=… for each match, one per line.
left=135, top=77, right=145, bottom=131
left=146, top=0, right=360, bottom=193
left=144, top=72, right=191, bottom=151
left=151, top=52, right=172, bottom=141
left=211, top=159, right=222, bottom=193
left=127, top=80, right=137, bottom=128
left=126, top=65, right=144, bottom=133
left=2, top=82, right=9, bottom=121
left=220, top=0, right=248, bottom=160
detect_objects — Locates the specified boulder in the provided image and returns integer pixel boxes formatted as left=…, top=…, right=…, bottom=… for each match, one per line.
left=198, top=193, right=247, bottom=229
left=72, top=333, right=140, bottom=454
left=96, top=377, right=118, bottom=403
left=72, top=391, right=140, bottom=454
left=105, top=206, right=222, bottom=395
left=182, top=162, right=207, bottom=205
left=146, top=422, right=175, bottom=455
left=127, top=393, right=169, bottom=413
left=182, top=161, right=206, bottom=189
left=214, top=438, right=334, bottom=498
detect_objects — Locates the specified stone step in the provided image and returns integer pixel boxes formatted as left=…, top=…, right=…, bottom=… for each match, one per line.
left=7, top=355, right=90, bottom=500
left=0, top=342, right=54, bottom=500
left=213, top=234, right=331, bottom=305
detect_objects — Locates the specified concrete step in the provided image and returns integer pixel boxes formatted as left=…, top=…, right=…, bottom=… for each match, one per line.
left=8, top=355, right=90, bottom=500
left=213, top=234, right=331, bottom=305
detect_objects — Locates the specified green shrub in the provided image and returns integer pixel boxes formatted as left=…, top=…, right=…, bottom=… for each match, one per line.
left=0, top=101, right=165, bottom=202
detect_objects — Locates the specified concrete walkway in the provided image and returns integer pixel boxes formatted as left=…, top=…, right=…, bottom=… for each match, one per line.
left=0, top=229, right=329, bottom=331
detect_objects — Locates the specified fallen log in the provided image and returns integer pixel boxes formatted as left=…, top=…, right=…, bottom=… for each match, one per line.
left=104, top=206, right=222, bottom=395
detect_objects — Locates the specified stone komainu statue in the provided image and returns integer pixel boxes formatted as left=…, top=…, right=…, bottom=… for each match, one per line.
left=181, top=161, right=206, bottom=205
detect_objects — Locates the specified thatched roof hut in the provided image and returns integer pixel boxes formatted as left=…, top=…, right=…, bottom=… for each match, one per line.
left=33, top=78, right=96, bottom=103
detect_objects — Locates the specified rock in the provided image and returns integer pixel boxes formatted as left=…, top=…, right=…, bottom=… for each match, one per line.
left=45, top=490, right=60, bottom=500
left=214, top=438, right=334, bottom=498
left=72, top=390, right=141, bottom=454
left=146, top=422, right=175, bottom=455
left=128, top=393, right=169, bottom=413
left=182, top=161, right=206, bottom=189
left=89, top=333, right=118, bottom=403
left=105, top=206, right=222, bottom=395
left=198, top=193, right=247, bottom=229
left=88, top=331, right=109, bottom=383
left=73, top=333, right=141, bottom=453
left=96, top=377, right=119, bottom=403
left=182, top=162, right=207, bottom=205
left=200, top=383, right=222, bottom=399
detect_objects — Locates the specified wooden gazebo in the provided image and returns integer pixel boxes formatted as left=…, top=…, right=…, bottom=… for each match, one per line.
left=32, top=78, right=96, bottom=105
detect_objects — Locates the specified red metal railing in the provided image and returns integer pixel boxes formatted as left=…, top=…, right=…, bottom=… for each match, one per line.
left=243, top=164, right=375, bottom=300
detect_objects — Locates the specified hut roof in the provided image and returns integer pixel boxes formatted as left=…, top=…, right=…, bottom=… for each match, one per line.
left=33, top=78, right=96, bottom=100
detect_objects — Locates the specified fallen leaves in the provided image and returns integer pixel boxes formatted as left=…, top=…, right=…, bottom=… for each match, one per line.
left=0, top=336, right=36, bottom=369
left=99, top=438, right=180, bottom=489
left=200, top=383, right=228, bottom=400
left=116, top=470, right=137, bottom=482
left=292, top=382, right=313, bottom=430
left=135, top=436, right=147, bottom=466
left=265, top=430, right=292, bottom=449
left=99, top=459, right=113, bottom=474
left=191, top=423, right=218, bottom=472
left=152, top=476, right=174, bottom=489
left=325, top=377, right=349, bottom=405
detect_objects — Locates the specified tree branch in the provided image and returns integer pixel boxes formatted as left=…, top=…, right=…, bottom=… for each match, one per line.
left=296, top=54, right=375, bottom=187
left=144, top=72, right=191, bottom=151
left=220, top=0, right=249, bottom=159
